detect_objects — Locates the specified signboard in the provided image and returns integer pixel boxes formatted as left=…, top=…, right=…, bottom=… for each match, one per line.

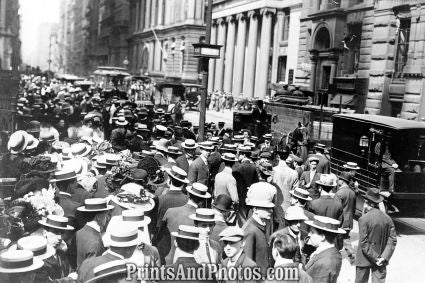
left=192, top=43, right=222, bottom=59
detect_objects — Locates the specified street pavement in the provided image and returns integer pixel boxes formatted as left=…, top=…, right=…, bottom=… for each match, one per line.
left=184, top=109, right=234, bottom=128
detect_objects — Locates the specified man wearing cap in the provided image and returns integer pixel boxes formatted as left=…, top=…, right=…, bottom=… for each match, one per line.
left=289, top=188, right=314, bottom=244
left=76, top=198, right=114, bottom=267
left=243, top=182, right=276, bottom=275
left=335, top=171, right=356, bottom=264
left=355, top=188, right=397, bottom=283
left=343, top=162, right=360, bottom=193
left=260, top=134, right=274, bottom=153
left=214, top=152, right=239, bottom=204
left=188, top=142, right=213, bottom=186
left=304, top=215, right=344, bottom=283
left=299, top=156, right=321, bottom=200
left=210, top=194, right=233, bottom=245
left=176, top=139, right=197, bottom=173
left=77, top=223, right=143, bottom=282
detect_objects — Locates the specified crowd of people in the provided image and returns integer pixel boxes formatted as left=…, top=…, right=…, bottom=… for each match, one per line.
left=0, top=75, right=397, bottom=283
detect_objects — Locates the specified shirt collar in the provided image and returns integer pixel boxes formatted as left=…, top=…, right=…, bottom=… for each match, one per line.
left=86, top=221, right=101, bottom=233
left=103, top=249, right=125, bottom=260
left=229, top=250, right=243, bottom=263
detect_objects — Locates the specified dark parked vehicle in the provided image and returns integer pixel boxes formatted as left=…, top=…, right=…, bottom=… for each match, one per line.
left=330, top=114, right=425, bottom=216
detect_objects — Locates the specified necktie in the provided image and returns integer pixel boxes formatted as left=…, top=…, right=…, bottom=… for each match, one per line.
left=205, top=241, right=212, bottom=263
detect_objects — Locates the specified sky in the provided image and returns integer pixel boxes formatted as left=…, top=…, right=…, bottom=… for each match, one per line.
left=20, top=0, right=61, bottom=68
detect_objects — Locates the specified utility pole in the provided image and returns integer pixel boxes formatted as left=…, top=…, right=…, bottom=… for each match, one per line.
left=198, top=0, right=213, bottom=141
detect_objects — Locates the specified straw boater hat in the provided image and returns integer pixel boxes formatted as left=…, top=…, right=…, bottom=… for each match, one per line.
left=198, top=141, right=214, bottom=151
left=39, top=214, right=74, bottom=231
left=166, top=146, right=182, bottom=156
left=305, top=215, right=346, bottom=234
left=155, top=108, right=165, bottom=114
left=70, top=143, right=91, bottom=158
left=155, top=124, right=167, bottom=132
left=181, top=139, right=198, bottom=149
left=136, top=123, right=150, bottom=132
left=285, top=206, right=308, bottom=221
left=245, top=182, right=275, bottom=208
left=77, top=198, right=114, bottom=212
left=49, top=167, right=77, bottom=183
left=221, top=152, right=238, bottom=162
left=308, top=156, right=320, bottom=164
left=94, top=155, right=107, bottom=169
left=120, top=209, right=151, bottom=227
left=52, top=141, right=70, bottom=153
left=104, top=153, right=121, bottom=166
left=86, top=260, right=130, bottom=283
left=39, top=133, right=55, bottom=142
left=9, top=236, right=55, bottom=260
left=315, top=174, right=337, bottom=188
left=189, top=208, right=217, bottom=223
left=115, top=183, right=155, bottom=211
left=0, top=250, right=44, bottom=273
left=172, top=225, right=201, bottom=241
left=219, top=226, right=245, bottom=242
left=343, top=162, right=360, bottom=170
left=186, top=182, right=211, bottom=199
left=290, top=187, right=312, bottom=201
left=7, top=130, right=29, bottom=154
left=104, top=223, right=144, bottom=248
left=166, top=166, right=189, bottom=184
left=364, top=187, right=384, bottom=204
left=62, top=158, right=88, bottom=181
left=115, top=116, right=128, bottom=126
left=263, top=133, right=273, bottom=140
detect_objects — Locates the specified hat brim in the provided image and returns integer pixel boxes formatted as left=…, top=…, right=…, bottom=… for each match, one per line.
left=211, top=203, right=231, bottom=212
left=343, top=165, right=360, bottom=170
left=304, top=220, right=346, bottom=234
left=0, top=257, right=44, bottom=273
left=77, top=204, right=114, bottom=212
left=364, top=194, right=384, bottom=204
left=85, top=267, right=128, bottom=283
left=116, top=121, right=129, bottom=126
left=189, top=215, right=217, bottom=222
left=245, top=199, right=275, bottom=208
left=104, top=230, right=144, bottom=248
left=222, top=157, right=238, bottom=162
left=285, top=215, right=308, bottom=221
left=8, top=137, right=29, bottom=154
left=120, top=215, right=151, bottom=227
left=181, top=144, right=198, bottom=149
left=199, top=146, right=214, bottom=151
left=315, top=180, right=337, bottom=187
left=73, top=145, right=92, bottom=158
left=9, top=244, right=56, bottom=261
left=49, top=175, right=78, bottom=183
left=38, top=219, right=74, bottom=231
left=186, top=187, right=211, bottom=199
left=289, top=190, right=312, bottom=201
left=166, top=150, right=183, bottom=155
left=171, top=231, right=199, bottom=241
left=165, top=168, right=189, bottom=184
left=113, top=198, right=155, bottom=212
left=219, top=236, right=244, bottom=242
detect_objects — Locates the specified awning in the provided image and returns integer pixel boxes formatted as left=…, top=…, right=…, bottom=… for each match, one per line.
left=329, top=94, right=355, bottom=106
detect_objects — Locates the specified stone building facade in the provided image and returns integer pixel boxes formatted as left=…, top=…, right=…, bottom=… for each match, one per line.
left=129, top=0, right=206, bottom=83
left=209, top=0, right=303, bottom=99
left=296, top=0, right=425, bottom=119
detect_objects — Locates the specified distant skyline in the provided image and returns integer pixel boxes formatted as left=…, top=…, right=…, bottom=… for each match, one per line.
left=20, top=0, right=61, bottom=69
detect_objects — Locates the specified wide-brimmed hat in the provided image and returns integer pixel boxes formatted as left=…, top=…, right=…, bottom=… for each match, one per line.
left=181, top=139, right=198, bottom=149
left=290, top=187, right=312, bottom=201
left=258, top=161, right=273, bottom=176
left=77, top=198, right=114, bottom=212
left=263, top=133, right=273, bottom=140
left=221, top=144, right=238, bottom=153
left=338, top=171, right=352, bottom=184
left=314, top=143, right=326, bottom=151
left=343, top=162, right=360, bottom=170
left=305, top=215, right=346, bottom=234
left=199, top=141, right=214, bottom=150
left=52, top=141, right=70, bottom=153
left=315, top=174, right=337, bottom=187
left=219, top=226, right=244, bottom=242
left=212, top=194, right=233, bottom=212
left=155, top=125, right=167, bottom=132
left=94, top=155, right=108, bottom=169
left=364, top=187, right=384, bottom=204
left=132, top=169, right=148, bottom=181
left=104, top=153, right=121, bottom=166
left=221, top=152, right=237, bottom=162
left=0, top=250, right=44, bottom=273
left=115, top=116, right=128, bottom=126
left=25, top=134, right=39, bottom=150
left=86, top=260, right=130, bottom=283
left=104, top=223, right=144, bottom=248
left=166, top=166, right=189, bottom=184
left=115, top=183, right=155, bottom=211
left=7, top=130, right=29, bottom=154
left=187, top=183, right=211, bottom=199
left=62, top=158, right=88, bottom=180
left=39, top=133, right=55, bottom=142
left=70, top=143, right=92, bottom=158
left=285, top=206, right=308, bottom=221
left=189, top=208, right=217, bottom=223
left=136, top=123, right=150, bottom=132
left=49, top=167, right=77, bottom=183
left=39, top=214, right=74, bottom=231
left=246, top=182, right=275, bottom=208
left=238, top=145, right=251, bottom=153
left=120, top=209, right=151, bottom=227
left=308, top=156, right=320, bottom=164
left=10, top=236, right=55, bottom=260
left=166, top=146, right=182, bottom=156
left=171, top=225, right=200, bottom=241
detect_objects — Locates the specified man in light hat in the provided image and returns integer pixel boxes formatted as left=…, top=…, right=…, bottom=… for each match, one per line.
left=5, top=130, right=30, bottom=178
left=304, top=215, right=344, bottom=283
left=110, top=116, right=131, bottom=152
left=130, top=123, right=151, bottom=152
left=188, top=141, right=213, bottom=186
left=355, top=188, right=397, bottom=283
left=214, top=152, right=238, bottom=203
left=76, top=198, right=114, bottom=267
left=343, top=162, right=360, bottom=193
left=300, top=156, right=321, bottom=200
left=77, top=223, right=143, bottom=282
left=176, top=139, right=198, bottom=173
left=243, top=182, right=276, bottom=275
left=306, top=143, right=330, bottom=174
left=0, top=250, right=44, bottom=283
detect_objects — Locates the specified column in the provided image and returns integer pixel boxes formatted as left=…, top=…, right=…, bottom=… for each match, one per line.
left=214, top=18, right=227, bottom=92
left=208, top=23, right=218, bottom=92
left=149, top=41, right=155, bottom=71
left=243, top=11, right=259, bottom=98
left=188, top=0, right=196, bottom=20
left=135, top=0, right=140, bottom=31
left=157, top=0, right=164, bottom=26
left=223, top=15, right=236, bottom=93
left=309, top=54, right=318, bottom=92
left=145, top=0, right=151, bottom=29
left=254, top=8, right=275, bottom=99
left=154, top=40, right=162, bottom=71
left=233, top=13, right=247, bottom=96
left=330, top=62, right=337, bottom=84
left=270, top=10, right=284, bottom=92
left=151, top=0, right=157, bottom=27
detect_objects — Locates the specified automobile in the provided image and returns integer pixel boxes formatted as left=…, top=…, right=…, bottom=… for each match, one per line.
left=183, top=83, right=202, bottom=111
left=330, top=114, right=425, bottom=216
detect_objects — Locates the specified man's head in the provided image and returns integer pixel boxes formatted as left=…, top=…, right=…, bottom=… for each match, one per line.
left=191, top=208, right=216, bottom=235
left=219, top=226, right=245, bottom=258
left=199, top=142, right=214, bottom=158
left=284, top=206, right=308, bottom=234
left=306, top=216, right=344, bottom=248
left=272, top=234, right=298, bottom=262
left=173, top=225, right=201, bottom=254
left=308, top=157, right=319, bottom=171
left=338, top=171, right=352, bottom=187
left=253, top=207, right=273, bottom=222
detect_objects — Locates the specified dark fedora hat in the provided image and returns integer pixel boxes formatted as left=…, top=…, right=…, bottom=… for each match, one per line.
left=339, top=171, right=352, bottom=184
left=212, top=194, right=233, bottom=212
left=364, top=187, right=384, bottom=204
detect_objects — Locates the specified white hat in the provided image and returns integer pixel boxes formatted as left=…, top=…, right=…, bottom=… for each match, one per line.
left=186, top=183, right=211, bottom=199
left=10, top=236, right=55, bottom=260
left=77, top=198, right=114, bottom=212
left=181, top=139, right=198, bottom=149
left=246, top=182, right=275, bottom=208
left=70, top=143, right=91, bottom=158
left=39, top=214, right=74, bottom=231
left=86, top=260, right=129, bottom=283
left=155, top=125, right=167, bottom=132
left=221, top=152, right=237, bottom=162
left=104, top=223, right=143, bottom=248
left=62, top=158, right=88, bottom=180
left=285, top=206, right=308, bottom=221
left=0, top=250, right=44, bottom=273
left=219, top=226, right=245, bottom=242
left=305, top=215, right=346, bottom=234
left=198, top=141, right=214, bottom=150
left=115, top=116, right=128, bottom=126
left=120, top=209, right=151, bottom=227
left=171, top=225, right=201, bottom=240
left=165, top=166, right=189, bottom=184
left=49, top=167, right=77, bottom=183
left=7, top=130, right=29, bottom=154
left=114, top=183, right=155, bottom=211
left=189, top=208, right=217, bottom=222
left=343, top=162, right=360, bottom=170
left=289, top=187, right=312, bottom=201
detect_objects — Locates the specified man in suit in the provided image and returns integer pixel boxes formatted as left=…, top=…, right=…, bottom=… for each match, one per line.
left=217, top=121, right=226, bottom=137
left=77, top=223, right=142, bottom=282
left=309, top=174, right=343, bottom=224
left=260, top=133, right=274, bottom=153
left=243, top=182, right=275, bottom=276
left=188, top=141, right=213, bottom=186
left=176, top=139, right=198, bottom=173
left=355, top=188, right=397, bottom=283
left=235, top=146, right=259, bottom=189
left=304, top=215, right=345, bottom=283
left=75, top=198, right=114, bottom=267
left=306, top=143, right=330, bottom=174
left=110, top=117, right=132, bottom=152
left=130, top=123, right=151, bottom=152
left=210, top=194, right=233, bottom=245
left=214, top=152, right=239, bottom=203
left=154, top=145, right=169, bottom=167
left=273, top=148, right=299, bottom=212
left=335, top=171, right=356, bottom=264
left=299, top=156, right=321, bottom=199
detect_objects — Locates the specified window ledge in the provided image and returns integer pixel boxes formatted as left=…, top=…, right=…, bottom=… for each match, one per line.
left=279, top=41, right=288, bottom=47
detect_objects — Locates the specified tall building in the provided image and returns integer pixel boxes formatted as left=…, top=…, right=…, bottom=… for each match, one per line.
left=129, top=0, right=206, bottom=83
left=296, top=0, right=425, bottom=119
left=209, top=0, right=303, bottom=99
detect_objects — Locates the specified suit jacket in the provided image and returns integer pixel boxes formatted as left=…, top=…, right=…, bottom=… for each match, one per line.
left=221, top=252, right=258, bottom=283
left=188, top=156, right=209, bottom=186
left=309, top=195, right=343, bottom=224
left=71, top=184, right=92, bottom=205
left=334, top=185, right=356, bottom=230
left=355, top=208, right=397, bottom=267
left=306, top=154, right=330, bottom=174
left=58, top=192, right=79, bottom=227
left=234, top=159, right=259, bottom=188
left=210, top=220, right=228, bottom=248
left=299, top=171, right=321, bottom=200
left=176, top=154, right=190, bottom=173
left=273, top=162, right=299, bottom=212
left=77, top=251, right=121, bottom=283
left=266, top=263, right=313, bottom=283
left=76, top=224, right=105, bottom=267
left=154, top=152, right=169, bottom=167
left=242, top=217, right=270, bottom=275
left=305, top=247, right=342, bottom=283
left=34, top=250, right=71, bottom=283
left=158, top=257, right=215, bottom=283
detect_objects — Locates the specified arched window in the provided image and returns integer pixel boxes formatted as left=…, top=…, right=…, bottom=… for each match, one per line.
left=313, top=26, right=331, bottom=50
